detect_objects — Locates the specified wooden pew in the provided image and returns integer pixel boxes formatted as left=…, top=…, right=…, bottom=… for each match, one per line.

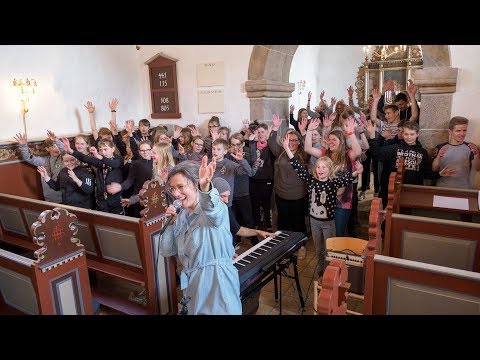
left=365, top=189, right=480, bottom=314
left=385, top=211, right=480, bottom=272
left=387, top=157, right=479, bottom=222
left=0, top=180, right=178, bottom=315
left=315, top=259, right=350, bottom=315
left=362, top=197, right=384, bottom=315
left=0, top=207, right=93, bottom=315
left=371, top=254, right=480, bottom=314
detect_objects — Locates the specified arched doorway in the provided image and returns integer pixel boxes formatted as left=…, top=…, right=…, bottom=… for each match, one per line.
left=245, top=45, right=457, bottom=153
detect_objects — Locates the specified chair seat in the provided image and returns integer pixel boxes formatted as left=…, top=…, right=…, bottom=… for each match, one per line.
left=326, top=237, right=368, bottom=256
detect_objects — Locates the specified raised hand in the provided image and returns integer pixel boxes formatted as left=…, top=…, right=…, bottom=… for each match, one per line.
left=178, top=143, right=185, bottom=155
left=37, top=166, right=50, bottom=181
left=330, top=97, right=337, bottom=108
left=381, top=80, right=395, bottom=94
left=190, top=127, right=200, bottom=137
left=282, top=134, right=290, bottom=150
left=298, top=118, right=308, bottom=134
left=61, top=137, right=73, bottom=153
left=343, top=117, right=356, bottom=134
left=271, top=114, right=282, bottom=130
left=84, top=101, right=95, bottom=113
left=356, top=119, right=365, bottom=133
left=173, top=125, right=182, bottom=139
left=352, top=160, right=364, bottom=177
left=199, top=155, right=216, bottom=192
left=46, top=130, right=56, bottom=141
left=366, top=120, right=376, bottom=139
left=210, top=127, right=220, bottom=141
left=328, top=112, right=336, bottom=124
left=407, top=79, right=417, bottom=96
left=267, top=125, right=273, bottom=139
left=89, top=146, right=99, bottom=158
left=358, top=111, right=367, bottom=126
left=242, top=118, right=250, bottom=132
left=125, top=119, right=134, bottom=134
left=160, top=167, right=169, bottom=185
left=308, top=118, right=321, bottom=131
left=372, top=87, right=381, bottom=101
left=289, top=104, right=294, bottom=114
left=230, top=148, right=244, bottom=161
left=282, top=133, right=294, bottom=159
left=109, top=98, right=119, bottom=111
left=319, top=90, right=325, bottom=101
left=14, top=133, right=28, bottom=145
left=307, top=91, right=312, bottom=101
left=109, top=119, right=118, bottom=135
left=67, top=169, right=80, bottom=183
left=347, top=85, right=354, bottom=98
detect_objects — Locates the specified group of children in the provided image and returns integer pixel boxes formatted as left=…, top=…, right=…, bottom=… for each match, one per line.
left=15, top=88, right=480, bottom=281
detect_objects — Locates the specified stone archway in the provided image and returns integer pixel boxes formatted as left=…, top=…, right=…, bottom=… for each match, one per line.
left=245, top=45, right=457, bottom=153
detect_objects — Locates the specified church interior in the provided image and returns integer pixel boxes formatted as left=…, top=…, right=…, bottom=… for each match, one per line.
left=0, top=45, right=479, bottom=315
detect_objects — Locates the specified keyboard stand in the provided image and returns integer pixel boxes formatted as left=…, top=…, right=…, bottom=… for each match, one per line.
left=276, top=254, right=305, bottom=314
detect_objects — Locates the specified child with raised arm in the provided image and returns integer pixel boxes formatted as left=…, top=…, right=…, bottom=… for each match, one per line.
left=14, top=131, right=65, bottom=203
left=282, top=135, right=362, bottom=278
left=132, top=119, right=152, bottom=144
left=366, top=120, right=435, bottom=209
left=37, top=153, right=94, bottom=209
left=203, top=116, right=221, bottom=158
left=85, top=98, right=136, bottom=159
left=61, top=137, right=124, bottom=214
left=177, top=135, right=205, bottom=163
left=211, top=138, right=254, bottom=208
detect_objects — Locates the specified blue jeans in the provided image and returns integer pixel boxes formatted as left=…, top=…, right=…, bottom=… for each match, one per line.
left=334, top=207, right=351, bottom=237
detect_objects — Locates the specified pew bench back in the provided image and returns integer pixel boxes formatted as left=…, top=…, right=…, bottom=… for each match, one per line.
left=372, top=254, right=480, bottom=315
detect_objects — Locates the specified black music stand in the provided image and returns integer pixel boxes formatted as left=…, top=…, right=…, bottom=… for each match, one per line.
left=273, top=253, right=305, bottom=314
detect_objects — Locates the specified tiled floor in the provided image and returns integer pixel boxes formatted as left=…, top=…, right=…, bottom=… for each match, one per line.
left=236, top=232, right=365, bottom=315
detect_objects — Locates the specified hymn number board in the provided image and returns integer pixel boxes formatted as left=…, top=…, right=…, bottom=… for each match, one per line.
left=147, top=54, right=181, bottom=119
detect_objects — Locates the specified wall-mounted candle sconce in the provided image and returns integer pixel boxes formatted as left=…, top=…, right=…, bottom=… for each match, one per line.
left=13, top=78, right=38, bottom=136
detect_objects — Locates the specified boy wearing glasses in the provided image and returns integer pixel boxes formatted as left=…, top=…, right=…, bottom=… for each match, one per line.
left=211, top=139, right=254, bottom=208
left=203, top=116, right=221, bottom=158
left=227, top=133, right=257, bottom=246
left=107, top=141, right=153, bottom=217
left=177, top=135, right=204, bottom=163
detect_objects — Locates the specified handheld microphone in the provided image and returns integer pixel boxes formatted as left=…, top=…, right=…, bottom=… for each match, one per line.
left=161, top=199, right=183, bottom=232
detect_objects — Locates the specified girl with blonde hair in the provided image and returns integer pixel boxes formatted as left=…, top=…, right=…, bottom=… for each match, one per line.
left=283, top=135, right=362, bottom=277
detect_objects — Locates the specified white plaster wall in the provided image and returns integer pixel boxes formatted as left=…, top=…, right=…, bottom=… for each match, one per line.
left=0, top=45, right=144, bottom=143
left=289, top=45, right=365, bottom=112
left=134, top=45, right=253, bottom=137
left=450, top=45, right=480, bottom=188
left=0, top=45, right=253, bottom=143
